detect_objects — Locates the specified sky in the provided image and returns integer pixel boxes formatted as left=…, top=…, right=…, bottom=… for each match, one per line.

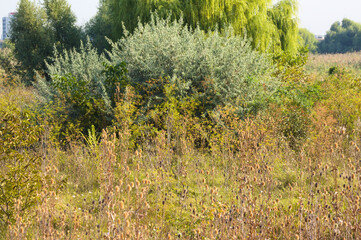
left=1, top=0, right=361, bottom=37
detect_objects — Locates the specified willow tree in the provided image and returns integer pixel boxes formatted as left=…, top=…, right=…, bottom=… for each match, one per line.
left=268, top=0, right=299, bottom=53
left=107, top=0, right=299, bottom=53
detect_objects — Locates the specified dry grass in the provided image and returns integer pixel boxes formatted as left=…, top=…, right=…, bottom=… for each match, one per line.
left=3, top=104, right=361, bottom=239
left=2, top=55, right=361, bottom=239
left=306, top=52, right=361, bottom=76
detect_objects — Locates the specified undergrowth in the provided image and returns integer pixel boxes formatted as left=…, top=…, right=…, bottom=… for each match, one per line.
left=2, top=17, right=361, bottom=239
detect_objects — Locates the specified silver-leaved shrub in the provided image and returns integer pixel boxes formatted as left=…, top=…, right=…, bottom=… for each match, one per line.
left=35, top=40, right=118, bottom=132
left=36, top=13, right=280, bottom=134
left=108, top=14, right=279, bottom=116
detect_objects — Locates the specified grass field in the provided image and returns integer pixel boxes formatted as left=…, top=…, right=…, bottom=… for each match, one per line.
left=306, top=51, right=361, bottom=77
left=2, top=51, right=361, bottom=239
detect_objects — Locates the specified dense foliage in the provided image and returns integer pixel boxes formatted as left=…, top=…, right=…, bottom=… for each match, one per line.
left=319, top=18, right=361, bottom=53
left=10, top=0, right=52, bottom=75
left=85, top=0, right=114, bottom=53
left=109, top=15, right=277, bottom=116
left=36, top=41, right=127, bottom=132
left=298, top=28, right=318, bottom=53
left=36, top=15, right=280, bottom=134
left=10, top=0, right=84, bottom=80
left=0, top=103, right=42, bottom=224
left=5, top=0, right=361, bottom=238
left=92, top=0, right=299, bottom=53
left=3, top=48, right=361, bottom=238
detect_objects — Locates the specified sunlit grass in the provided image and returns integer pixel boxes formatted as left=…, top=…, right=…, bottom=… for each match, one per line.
left=2, top=52, right=361, bottom=239
left=306, top=51, right=361, bottom=76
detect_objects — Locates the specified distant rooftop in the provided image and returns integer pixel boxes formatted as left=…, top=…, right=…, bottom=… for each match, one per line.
left=315, top=35, right=325, bottom=41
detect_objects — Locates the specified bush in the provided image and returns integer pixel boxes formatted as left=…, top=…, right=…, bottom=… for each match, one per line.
left=0, top=101, right=43, bottom=224
left=35, top=41, right=128, bottom=132
left=0, top=42, right=22, bottom=84
left=109, top=14, right=279, bottom=117
left=323, top=68, right=361, bottom=132
left=272, top=50, right=322, bottom=149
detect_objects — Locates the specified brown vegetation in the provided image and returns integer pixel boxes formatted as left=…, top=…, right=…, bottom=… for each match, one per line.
left=2, top=50, right=361, bottom=239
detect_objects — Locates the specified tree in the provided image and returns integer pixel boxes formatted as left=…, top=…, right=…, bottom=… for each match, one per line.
left=10, top=0, right=52, bottom=74
left=106, top=0, right=299, bottom=53
left=44, top=0, right=83, bottom=52
left=268, top=0, right=299, bottom=53
left=298, top=28, right=318, bottom=53
left=85, top=0, right=114, bottom=53
left=318, top=18, right=361, bottom=53
left=10, top=0, right=83, bottom=80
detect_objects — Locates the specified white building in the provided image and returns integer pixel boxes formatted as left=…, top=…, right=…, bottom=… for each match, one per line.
left=2, top=12, right=15, bottom=40
left=315, top=35, right=325, bottom=41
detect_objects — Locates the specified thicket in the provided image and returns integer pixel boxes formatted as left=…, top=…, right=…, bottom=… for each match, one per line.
left=37, top=15, right=281, bottom=134
left=0, top=102, right=43, bottom=224
left=3, top=46, right=361, bottom=238
left=109, top=15, right=278, bottom=116
left=35, top=41, right=119, bottom=133
left=5, top=2, right=361, bottom=239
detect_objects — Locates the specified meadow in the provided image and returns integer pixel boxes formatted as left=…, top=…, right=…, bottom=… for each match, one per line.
left=2, top=27, right=361, bottom=239
left=306, top=51, right=361, bottom=77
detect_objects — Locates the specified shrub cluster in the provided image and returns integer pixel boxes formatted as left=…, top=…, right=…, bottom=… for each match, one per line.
left=37, top=14, right=280, bottom=137
left=109, top=15, right=278, bottom=116
left=36, top=41, right=128, bottom=132
left=0, top=97, right=43, bottom=224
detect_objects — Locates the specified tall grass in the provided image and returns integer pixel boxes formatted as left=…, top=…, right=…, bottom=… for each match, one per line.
left=2, top=70, right=361, bottom=239
left=306, top=51, right=361, bottom=76
left=2, top=19, right=361, bottom=239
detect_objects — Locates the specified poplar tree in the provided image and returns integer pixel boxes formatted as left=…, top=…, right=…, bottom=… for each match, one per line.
left=44, top=0, right=83, bottom=52
left=10, top=0, right=83, bottom=80
left=10, top=0, right=52, bottom=73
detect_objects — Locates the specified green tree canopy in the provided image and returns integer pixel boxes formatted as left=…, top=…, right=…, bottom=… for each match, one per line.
left=318, top=18, right=361, bottom=53
left=268, top=0, right=299, bottom=53
left=10, top=0, right=52, bottom=74
left=104, top=0, right=299, bottom=53
left=44, top=0, right=83, bottom=51
left=10, top=0, right=84, bottom=79
left=85, top=0, right=114, bottom=53
left=298, top=28, right=317, bottom=53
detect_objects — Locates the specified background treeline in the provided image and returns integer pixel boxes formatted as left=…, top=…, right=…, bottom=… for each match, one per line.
left=299, top=18, right=361, bottom=54
left=9, top=0, right=300, bottom=84
left=318, top=18, right=361, bottom=53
